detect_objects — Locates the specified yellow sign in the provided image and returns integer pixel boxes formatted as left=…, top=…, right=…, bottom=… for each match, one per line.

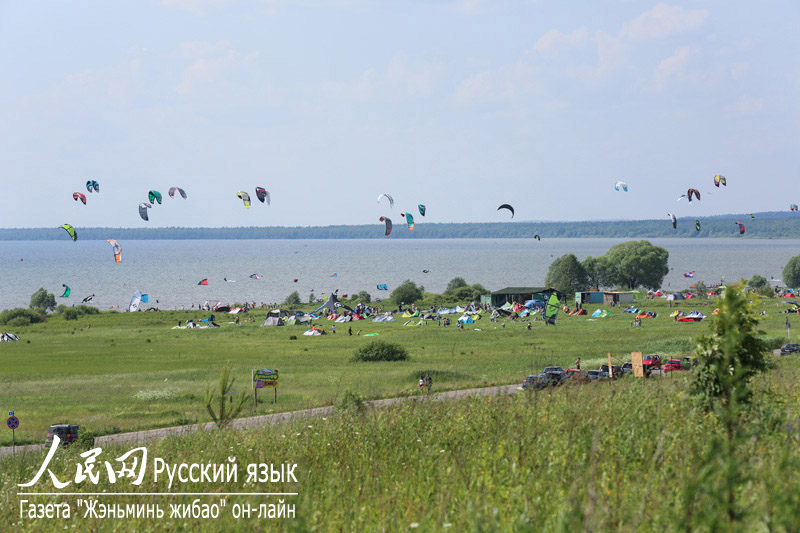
left=253, top=369, right=279, bottom=389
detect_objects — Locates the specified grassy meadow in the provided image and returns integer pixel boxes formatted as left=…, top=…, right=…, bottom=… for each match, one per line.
left=0, top=295, right=793, bottom=446
left=2, top=355, right=799, bottom=531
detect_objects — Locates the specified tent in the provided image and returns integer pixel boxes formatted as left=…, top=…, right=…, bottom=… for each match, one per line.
left=268, top=309, right=290, bottom=318
left=303, top=328, right=322, bottom=336
left=262, top=316, right=284, bottom=326
left=457, top=315, right=474, bottom=323
left=335, top=315, right=352, bottom=322
left=524, top=300, right=545, bottom=309
left=1, top=332, right=20, bottom=341
left=667, top=293, right=685, bottom=301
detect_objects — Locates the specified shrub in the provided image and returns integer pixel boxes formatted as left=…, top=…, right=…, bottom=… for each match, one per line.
left=63, top=309, right=79, bottom=321
left=352, top=341, right=409, bottom=362
left=0, top=308, right=45, bottom=326
left=337, top=389, right=366, bottom=413
left=391, top=280, right=424, bottom=306
left=284, top=291, right=302, bottom=306
left=29, top=287, right=56, bottom=311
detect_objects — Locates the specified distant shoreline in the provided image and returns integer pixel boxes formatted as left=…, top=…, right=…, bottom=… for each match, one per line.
left=1, top=213, right=799, bottom=240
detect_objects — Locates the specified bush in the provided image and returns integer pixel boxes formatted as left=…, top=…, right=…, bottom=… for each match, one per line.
left=63, top=309, right=79, bottom=321
left=284, top=291, right=302, bottom=306
left=353, top=341, right=409, bottom=362
left=391, top=280, right=424, bottom=306
left=337, top=389, right=366, bottom=413
left=0, top=308, right=45, bottom=326
left=29, top=287, right=56, bottom=311
left=762, top=336, right=785, bottom=351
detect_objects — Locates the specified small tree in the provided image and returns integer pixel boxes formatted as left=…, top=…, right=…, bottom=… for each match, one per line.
left=691, top=284, right=768, bottom=525
left=747, top=274, right=768, bottom=289
left=308, top=292, right=316, bottom=304
left=604, top=240, right=669, bottom=290
left=391, top=280, right=424, bottom=306
left=582, top=256, right=610, bottom=291
left=445, top=277, right=468, bottom=293
left=204, top=364, right=249, bottom=428
left=545, top=254, right=588, bottom=296
left=783, top=255, right=800, bottom=288
left=29, top=288, right=56, bottom=311
left=284, top=291, right=301, bottom=306
left=354, top=290, right=371, bottom=303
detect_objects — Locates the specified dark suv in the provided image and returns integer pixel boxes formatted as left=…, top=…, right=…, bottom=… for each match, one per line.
left=780, top=343, right=800, bottom=355
left=45, top=424, right=80, bottom=447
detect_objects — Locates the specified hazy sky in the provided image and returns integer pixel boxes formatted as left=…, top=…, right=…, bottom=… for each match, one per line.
left=1, top=1, right=797, bottom=228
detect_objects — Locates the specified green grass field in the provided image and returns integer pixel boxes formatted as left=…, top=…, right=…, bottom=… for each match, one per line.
left=0, top=296, right=792, bottom=446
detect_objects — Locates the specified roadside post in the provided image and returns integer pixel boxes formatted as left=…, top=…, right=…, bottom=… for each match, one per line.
left=608, top=353, right=613, bottom=379
left=7, top=412, right=19, bottom=457
left=253, top=369, right=279, bottom=406
left=787, top=318, right=791, bottom=339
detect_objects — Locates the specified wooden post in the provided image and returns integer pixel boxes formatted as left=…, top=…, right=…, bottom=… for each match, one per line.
left=274, top=387, right=277, bottom=404
left=608, top=353, right=613, bottom=379
left=254, top=388, right=258, bottom=407
left=632, top=352, right=644, bottom=378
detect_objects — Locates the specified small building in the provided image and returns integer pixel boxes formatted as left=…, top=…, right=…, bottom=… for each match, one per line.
left=603, top=291, right=636, bottom=305
left=490, top=287, right=562, bottom=307
left=575, top=291, right=604, bottom=305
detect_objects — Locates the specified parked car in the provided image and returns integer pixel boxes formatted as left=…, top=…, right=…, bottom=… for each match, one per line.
left=565, top=369, right=588, bottom=381
left=540, top=366, right=566, bottom=380
left=780, top=343, right=800, bottom=355
left=599, top=364, right=625, bottom=378
left=642, top=354, right=662, bottom=370
left=522, top=374, right=537, bottom=390
left=663, top=359, right=687, bottom=372
left=45, top=424, right=80, bottom=447
left=587, top=370, right=608, bottom=381
left=621, top=362, right=634, bottom=375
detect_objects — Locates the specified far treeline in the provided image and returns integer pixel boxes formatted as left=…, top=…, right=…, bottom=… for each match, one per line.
left=2, top=212, right=800, bottom=240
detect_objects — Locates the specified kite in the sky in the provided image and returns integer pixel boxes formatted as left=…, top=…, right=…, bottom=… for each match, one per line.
left=224, top=278, right=235, bottom=283
left=749, top=213, right=755, bottom=219
left=250, top=274, right=262, bottom=279
left=376, top=284, right=389, bottom=290
left=255, top=187, right=271, bottom=205
left=377, top=194, right=394, bottom=208
left=82, top=294, right=95, bottom=303
left=422, top=270, right=430, bottom=273
left=379, top=216, right=392, bottom=236
left=792, top=204, right=799, bottom=212
left=61, top=224, right=77, bottom=242
left=714, top=175, right=727, bottom=187
left=695, top=220, right=701, bottom=231
left=237, top=191, right=251, bottom=208
left=168, top=187, right=187, bottom=199
left=684, top=272, right=694, bottom=278
left=735, top=222, right=745, bottom=235
left=687, top=189, right=701, bottom=202
left=614, top=181, right=628, bottom=192
left=329, top=272, right=337, bottom=277
left=668, top=213, right=677, bottom=229
left=198, top=278, right=209, bottom=285
left=139, top=203, right=152, bottom=221
left=534, top=234, right=541, bottom=241
left=399, top=212, right=415, bottom=230
left=497, top=204, right=514, bottom=218
left=86, top=180, right=99, bottom=193
left=148, top=191, right=162, bottom=205
left=106, top=239, right=122, bottom=263
left=418, top=204, right=426, bottom=216
left=60, top=284, right=71, bottom=298
left=73, top=193, right=86, bottom=205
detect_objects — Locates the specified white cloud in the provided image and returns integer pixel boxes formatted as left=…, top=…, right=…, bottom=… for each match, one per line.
left=727, top=94, right=763, bottom=116
left=621, top=3, right=708, bottom=42
left=323, top=53, right=443, bottom=101
left=531, top=27, right=588, bottom=56
left=174, top=42, right=258, bottom=95
left=454, top=61, right=538, bottom=105
left=652, top=45, right=693, bottom=89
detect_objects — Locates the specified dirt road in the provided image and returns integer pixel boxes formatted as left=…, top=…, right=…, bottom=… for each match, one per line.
left=0, top=384, right=519, bottom=459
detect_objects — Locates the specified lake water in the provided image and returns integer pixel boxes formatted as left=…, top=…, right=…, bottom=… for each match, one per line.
left=0, top=238, right=798, bottom=310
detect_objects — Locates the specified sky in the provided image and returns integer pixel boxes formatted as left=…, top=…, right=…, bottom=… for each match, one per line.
left=0, top=0, right=798, bottom=228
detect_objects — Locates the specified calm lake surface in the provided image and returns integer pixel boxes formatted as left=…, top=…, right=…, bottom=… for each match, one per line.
left=0, top=238, right=797, bottom=310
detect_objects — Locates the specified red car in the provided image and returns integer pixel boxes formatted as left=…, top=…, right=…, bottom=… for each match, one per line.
left=642, top=354, right=662, bottom=370
left=663, top=359, right=687, bottom=372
